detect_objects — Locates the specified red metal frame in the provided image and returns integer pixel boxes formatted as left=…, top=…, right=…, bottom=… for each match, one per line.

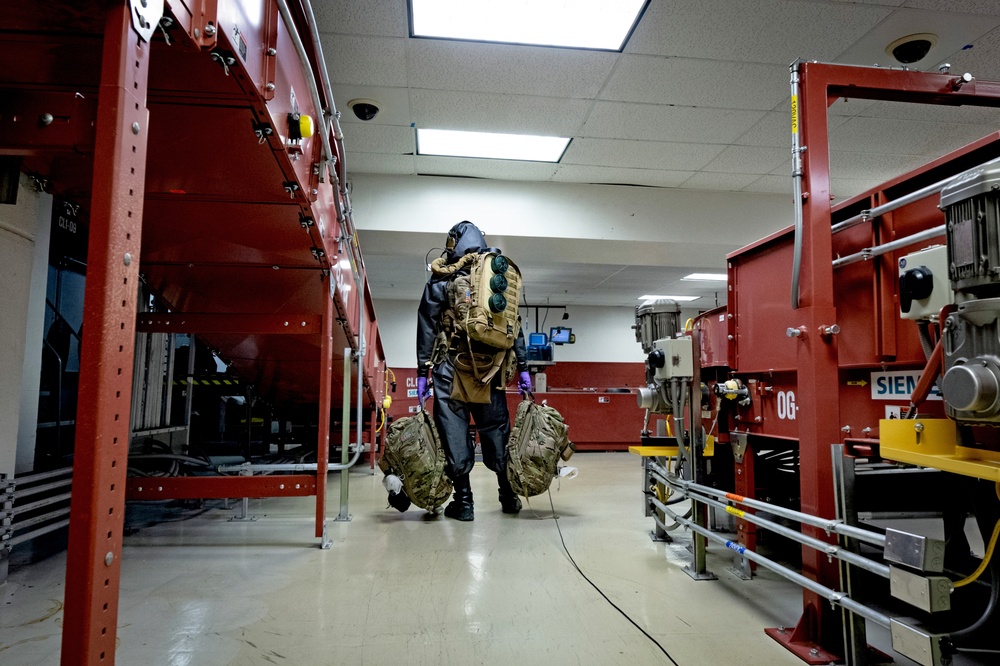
left=713, top=63, right=1000, bottom=661
left=61, top=5, right=150, bottom=663
left=1, top=1, right=388, bottom=662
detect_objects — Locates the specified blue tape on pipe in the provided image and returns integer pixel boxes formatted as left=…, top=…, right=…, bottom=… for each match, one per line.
left=725, top=540, right=746, bottom=555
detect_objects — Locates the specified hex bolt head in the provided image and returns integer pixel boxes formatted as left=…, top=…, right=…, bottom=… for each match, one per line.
left=132, top=122, right=140, bottom=135
left=266, top=82, right=276, bottom=91
left=203, top=23, right=216, bottom=36
left=39, top=113, right=54, bottom=126
left=267, top=47, right=277, bottom=56
left=123, top=253, right=132, bottom=266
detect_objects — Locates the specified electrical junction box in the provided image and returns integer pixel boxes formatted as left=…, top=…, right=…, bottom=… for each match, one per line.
left=653, top=337, right=693, bottom=380
left=898, top=245, right=951, bottom=320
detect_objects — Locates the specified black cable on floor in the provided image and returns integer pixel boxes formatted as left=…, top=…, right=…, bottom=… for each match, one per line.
left=547, top=490, right=680, bottom=666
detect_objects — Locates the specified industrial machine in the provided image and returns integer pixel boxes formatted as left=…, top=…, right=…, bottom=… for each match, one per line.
left=633, top=62, right=1000, bottom=666
left=1, top=1, right=386, bottom=662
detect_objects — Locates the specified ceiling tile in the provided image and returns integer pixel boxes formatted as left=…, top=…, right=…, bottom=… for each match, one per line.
left=829, top=116, right=997, bottom=156
left=331, top=85, right=412, bottom=127
left=582, top=102, right=765, bottom=144
left=345, top=153, right=415, bottom=176
left=944, top=25, right=1000, bottom=79
left=627, top=0, right=893, bottom=64
left=324, top=35, right=407, bottom=87
left=743, top=174, right=793, bottom=194
left=600, top=56, right=788, bottom=110
left=410, top=89, right=591, bottom=136
left=341, top=124, right=414, bottom=155
left=407, top=40, right=617, bottom=98
left=561, top=138, right=724, bottom=171
left=770, top=158, right=792, bottom=176
left=313, top=1, right=408, bottom=37
left=903, top=1, right=1000, bottom=16
left=859, top=99, right=1000, bottom=125
left=828, top=97, right=879, bottom=117
left=829, top=151, right=929, bottom=181
left=701, top=145, right=788, bottom=175
left=680, top=172, right=762, bottom=191
left=551, top=165, right=694, bottom=188
left=830, top=178, right=889, bottom=202
left=414, top=156, right=559, bottom=181
left=835, top=8, right=1000, bottom=72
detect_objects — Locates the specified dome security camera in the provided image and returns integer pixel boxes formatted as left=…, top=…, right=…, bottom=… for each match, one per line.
left=886, top=33, right=937, bottom=65
left=347, top=98, right=381, bottom=121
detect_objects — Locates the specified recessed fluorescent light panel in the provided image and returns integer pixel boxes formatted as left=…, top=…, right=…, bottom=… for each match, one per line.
left=682, top=273, right=727, bottom=281
left=639, top=295, right=700, bottom=302
left=410, top=0, right=649, bottom=51
left=416, top=128, right=570, bottom=162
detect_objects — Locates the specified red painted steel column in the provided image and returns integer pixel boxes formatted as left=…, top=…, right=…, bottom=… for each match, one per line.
left=61, top=5, right=150, bottom=664
left=785, top=61, right=844, bottom=658
left=316, top=286, right=334, bottom=539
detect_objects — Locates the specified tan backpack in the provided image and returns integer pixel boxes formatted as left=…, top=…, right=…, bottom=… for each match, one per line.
left=506, top=396, right=575, bottom=498
left=379, top=410, right=452, bottom=512
left=433, top=251, right=522, bottom=386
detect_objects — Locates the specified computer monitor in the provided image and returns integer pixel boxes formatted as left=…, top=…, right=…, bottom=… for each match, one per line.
left=549, top=327, right=571, bottom=344
left=528, top=332, right=547, bottom=347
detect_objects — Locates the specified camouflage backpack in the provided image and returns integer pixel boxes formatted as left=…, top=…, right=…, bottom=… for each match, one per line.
left=432, top=251, right=522, bottom=386
left=506, top=397, right=575, bottom=498
left=380, top=410, right=452, bottom=512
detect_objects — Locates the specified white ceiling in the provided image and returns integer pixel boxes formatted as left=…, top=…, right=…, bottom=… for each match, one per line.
left=315, top=0, right=1000, bottom=307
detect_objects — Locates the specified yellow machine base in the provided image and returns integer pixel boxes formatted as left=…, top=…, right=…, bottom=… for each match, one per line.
left=879, top=418, right=1000, bottom=482
left=628, top=446, right=679, bottom=457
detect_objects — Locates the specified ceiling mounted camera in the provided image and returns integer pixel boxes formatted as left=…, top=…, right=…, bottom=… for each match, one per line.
left=347, top=98, right=381, bottom=121
left=886, top=33, right=937, bottom=65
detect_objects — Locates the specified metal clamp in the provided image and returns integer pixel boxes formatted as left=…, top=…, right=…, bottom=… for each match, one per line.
left=128, top=0, right=165, bottom=43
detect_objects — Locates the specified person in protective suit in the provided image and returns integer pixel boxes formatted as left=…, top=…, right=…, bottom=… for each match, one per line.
left=416, top=221, right=532, bottom=521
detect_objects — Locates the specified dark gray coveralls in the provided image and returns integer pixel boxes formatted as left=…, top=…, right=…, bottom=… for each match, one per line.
left=416, top=221, right=527, bottom=518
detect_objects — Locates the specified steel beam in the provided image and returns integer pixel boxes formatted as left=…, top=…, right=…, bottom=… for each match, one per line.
left=61, top=5, right=150, bottom=663
left=136, top=312, right=322, bottom=334
left=316, top=283, right=333, bottom=545
left=125, top=475, right=318, bottom=499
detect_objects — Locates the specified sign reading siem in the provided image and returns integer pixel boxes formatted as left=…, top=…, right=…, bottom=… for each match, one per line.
left=870, top=371, right=942, bottom=401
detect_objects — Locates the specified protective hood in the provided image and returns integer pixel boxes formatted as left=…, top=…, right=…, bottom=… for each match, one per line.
left=445, top=220, right=488, bottom=263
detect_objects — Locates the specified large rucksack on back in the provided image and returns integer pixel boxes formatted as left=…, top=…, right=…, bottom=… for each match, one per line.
left=506, top=397, right=575, bottom=498
left=379, top=410, right=452, bottom=512
left=431, top=251, right=522, bottom=398
left=450, top=251, right=522, bottom=352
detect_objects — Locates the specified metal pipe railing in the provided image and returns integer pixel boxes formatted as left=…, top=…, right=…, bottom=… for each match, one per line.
left=8, top=519, right=70, bottom=548
left=13, top=467, right=72, bottom=485
left=215, top=443, right=364, bottom=474
left=13, top=506, right=71, bottom=532
left=651, top=495, right=892, bottom=628
left=649, top=462, right=884, bottom=547
left=652, top=488, right=890, bottom=578
left=831, top=174, right=959, bottom=234
left=12, top=492, right=72, bottom=515
left=832, top=225, right=945, bottom=269
left=15, top=477, right=73, bottom=499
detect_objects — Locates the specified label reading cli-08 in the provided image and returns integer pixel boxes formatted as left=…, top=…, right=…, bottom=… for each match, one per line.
left=870, top=371, right=942, bottom=401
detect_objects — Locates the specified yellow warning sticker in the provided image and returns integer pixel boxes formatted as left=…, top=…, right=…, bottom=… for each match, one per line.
left=726, top=505, right=746, bottom=519
left=791, top=95, right=798, bottom=134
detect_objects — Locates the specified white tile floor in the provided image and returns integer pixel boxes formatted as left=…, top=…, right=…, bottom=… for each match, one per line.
left=2, top=453, right=836, bottom=665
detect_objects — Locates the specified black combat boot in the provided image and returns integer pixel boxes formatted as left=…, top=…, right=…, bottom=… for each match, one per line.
left=497, top=471, right=522, bottom=514
left=444, top=474, right=474, bottom=521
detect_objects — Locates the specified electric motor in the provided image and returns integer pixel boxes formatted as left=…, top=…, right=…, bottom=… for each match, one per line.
left=942, top=157, right=1000, bottom=295
left=634, top=298, right=681, bottom=354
